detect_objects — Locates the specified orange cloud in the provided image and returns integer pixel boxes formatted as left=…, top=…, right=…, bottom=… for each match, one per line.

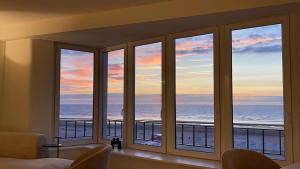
left=108, top=49, right=124, bottom=58
left=175, top=39, right=213, bottom=58
left=108, top=63, right=124, bottom=82
left=60, top=52, right=94, bottom=94
left=60, top=77, right=93, bottom=94
left=232, top=37, right=275, bottom=48
left=177, top=41, right=212, bottom=49
left=136, top=54, right=161, bottom=65
left=62, top=68, right=93, bottom=78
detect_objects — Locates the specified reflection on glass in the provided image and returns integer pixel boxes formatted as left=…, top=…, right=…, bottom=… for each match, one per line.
left=232, top=24, right=285, bottom=160
left=59, top=49, right=94, bottom=140
left=134, top=42, right=162, bottom=146
left=175, top=34, right=215, bottom=152
left=103, top=49, right=124, bottom=140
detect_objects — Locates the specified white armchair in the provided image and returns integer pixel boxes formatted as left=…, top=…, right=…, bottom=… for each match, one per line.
left=0, top=132, right=73, bottom=169
left=0, top=131, right=48, bottom=159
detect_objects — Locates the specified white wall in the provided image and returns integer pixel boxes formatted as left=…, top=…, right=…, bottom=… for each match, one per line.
left=0, top=39, right=32, bottom=131
left=29, top=39, right=55, bottom=141
left=0, top=39, right=55, bottom=142
left=0, top=41, right=5, bottom=115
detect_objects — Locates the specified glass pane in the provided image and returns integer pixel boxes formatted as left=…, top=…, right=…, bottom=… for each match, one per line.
left=134, top=42, right=162, bottom=146
left=232, top=24, right=285, bottom=160
left=59, top=49, right=94, bottom=141
left=175, top=34, right=215, bottom=152
left=103, top=49, right=124, bottom=140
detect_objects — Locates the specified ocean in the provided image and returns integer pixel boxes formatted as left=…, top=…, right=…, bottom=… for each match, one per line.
left=60, top=103, right=284, bottom=126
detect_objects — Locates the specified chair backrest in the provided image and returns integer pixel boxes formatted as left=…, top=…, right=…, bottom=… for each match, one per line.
left=0, top=131, right=48, bottom=159
left=69, top=144, right=112, bottom=169
left=222, top=149, right=280, bottom=169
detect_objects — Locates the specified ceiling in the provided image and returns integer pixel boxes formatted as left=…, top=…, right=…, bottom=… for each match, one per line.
left=38, top=2, right=300, bottom=47
left=1, top=0, right=300, bottom=44
left=0, top=0, right=172, bottom=26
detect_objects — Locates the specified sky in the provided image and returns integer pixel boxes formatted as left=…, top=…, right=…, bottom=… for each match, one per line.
left=107, top=49, right=124, bottom=94
left=232, top=24, right=283, bottom=97
left=59, top=24, right=283, bottom=105
left=60, top=49, right=94, bottom=95
left=176, top=34, right=214, bottom=96
left=135, top=42, right=162, bottom=95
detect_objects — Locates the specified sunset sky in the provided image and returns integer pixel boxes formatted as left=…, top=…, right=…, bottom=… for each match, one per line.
left=60, top=24, right=283, bottom=104
left=135, top=42, right=162, bottom=95
left=107, top=49, right=124, bottom=94
left=232, top=24, right=283, bottom=97
left=60, top=49, right=94, bottom=95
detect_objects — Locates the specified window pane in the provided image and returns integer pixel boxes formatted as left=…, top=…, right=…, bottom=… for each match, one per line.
left=175, top=34, right=215, bottom=152
left=232, top=24, right=285, bottom=160
left=59, top=49, right=94, bottom=141
left=134, top=42, right=162, bottom=146
left=103, top=49, right=124, bottom=140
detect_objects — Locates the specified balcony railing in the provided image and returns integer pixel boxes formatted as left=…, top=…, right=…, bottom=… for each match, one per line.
left=175, top=122, right=214, bottom=152
left=59, top=119, right=93, bottom=139
left=106, top=120, right=123, bottom=138
left=59, top=118, right=284, bottom=158
left=233, top=123, right=284, bottom=159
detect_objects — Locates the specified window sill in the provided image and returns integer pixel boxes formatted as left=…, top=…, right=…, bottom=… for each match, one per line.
left=111, top=148, right=221, bottom=169
left=56, top=144, right=221, bottom=169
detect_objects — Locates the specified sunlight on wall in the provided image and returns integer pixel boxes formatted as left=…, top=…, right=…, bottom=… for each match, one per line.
left=0, top=39, right=55, bottom=141
left=0, top=39, right=32, bottom=130
left=0, top=41, right=5, bottom=119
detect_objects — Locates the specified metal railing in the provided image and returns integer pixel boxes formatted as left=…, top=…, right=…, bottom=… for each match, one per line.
left=233, top=124, right=284, bottom=156
left=59, top=118, right=284, bottom=157
left=59, top=119, right=93, bottom=139
left=106, top=120, right=123, bottom=138
left=176, top=122, right=214, bottom=149
left=134, top=120, right=162, bottom=142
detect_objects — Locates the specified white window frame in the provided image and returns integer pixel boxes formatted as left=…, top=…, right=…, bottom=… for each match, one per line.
left=99, top=44, right=127, bottom=147
left=127, top=37, right=167, bottom=153
left=222, top=16, right=293, bottom=165
left=54, top=43, right=100, bottom=146
left=166, top=27, right=221, bottom=160
left=53, top=14, right=299, bottom=164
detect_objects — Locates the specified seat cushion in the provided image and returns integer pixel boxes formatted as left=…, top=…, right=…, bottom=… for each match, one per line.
left=0, top=158, right=73, bottom=169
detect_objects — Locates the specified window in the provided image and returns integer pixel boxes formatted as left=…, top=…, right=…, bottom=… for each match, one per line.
left=231, top=24, right=285, bottom=160
left=175, top=34, right=215, bottom=152
left=103, top=49, right=125, bottom=140
left=57, top=47, right=95, bottom=143
left=133, top=42, right=163, bottom=147
left=55, top=16, right=294, bottom=162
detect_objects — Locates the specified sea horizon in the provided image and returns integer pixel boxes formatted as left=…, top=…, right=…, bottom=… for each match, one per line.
left=59, top=94, right=284, bottom=126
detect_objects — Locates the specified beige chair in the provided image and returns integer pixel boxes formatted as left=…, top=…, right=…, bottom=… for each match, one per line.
left=0, top=131, right=48, bottom=159
left=222, top=149, right=280, bottom=169
left=0, top=131, right=73, bottom=169
left=69, top=144, right=112, bottom=169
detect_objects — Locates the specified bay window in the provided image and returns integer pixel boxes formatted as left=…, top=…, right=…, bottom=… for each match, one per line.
left=55, top=16, right=295, bottom=163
